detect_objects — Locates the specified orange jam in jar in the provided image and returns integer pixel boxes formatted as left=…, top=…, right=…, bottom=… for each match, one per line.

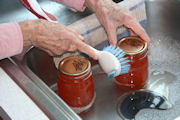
left=115, top=36, right=148, bottom=90
left=58, top=56, right=95, bottom=113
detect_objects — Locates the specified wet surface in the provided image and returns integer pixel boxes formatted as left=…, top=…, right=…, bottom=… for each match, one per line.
left=116, top=70, right=177, bottom=120
left=147, top=71, right=177, bottom=99
left=117, top=90, right=171, bottom=120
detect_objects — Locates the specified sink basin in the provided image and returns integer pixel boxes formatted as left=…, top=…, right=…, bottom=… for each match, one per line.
left=24, top=48, right=58, bottom=90
left=1, top=0, right=180, bottom=120
left=23, top=47, right=127, bottom=120
left=23, top=1, right=180, bottom=119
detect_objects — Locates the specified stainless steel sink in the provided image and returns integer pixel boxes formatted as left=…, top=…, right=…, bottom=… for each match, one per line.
left=1, top=0, right=180, bottom=120
left=22, top=47, right=127, bottom=120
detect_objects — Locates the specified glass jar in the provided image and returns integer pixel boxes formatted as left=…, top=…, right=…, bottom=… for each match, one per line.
left=58, top=56, right=95, bottom=113
left=115, top=36, right=148, bottom=90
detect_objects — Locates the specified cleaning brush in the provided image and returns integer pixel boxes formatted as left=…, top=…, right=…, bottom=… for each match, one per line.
left=20, top=0, right=130, bottom=79
left=88, top=45, right=130, bottom=79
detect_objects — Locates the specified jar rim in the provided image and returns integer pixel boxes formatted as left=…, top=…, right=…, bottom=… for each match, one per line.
left=118, top=36, right=147, bottom=55
left=58, top=56, right=91, bottom=76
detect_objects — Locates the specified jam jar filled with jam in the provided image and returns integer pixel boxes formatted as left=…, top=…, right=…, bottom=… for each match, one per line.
left=58, top=56, right=95, bottom=113
left=115, top=36, right=148, bottom=90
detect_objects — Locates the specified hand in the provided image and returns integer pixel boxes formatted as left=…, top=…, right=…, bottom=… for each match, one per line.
left=19, top=19, right=98, bottom=59
left=85, top=0, right=150, bottom=46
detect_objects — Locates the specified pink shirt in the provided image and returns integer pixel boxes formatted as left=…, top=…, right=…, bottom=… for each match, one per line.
left=0, top=0, right=85, bottom=60
left=0, top=23, right=23, bottom=60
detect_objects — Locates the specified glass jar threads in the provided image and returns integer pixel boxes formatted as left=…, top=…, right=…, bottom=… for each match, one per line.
left=115, top=36, right=148, bottom=90
left=58, top=56, right=95, bottom=113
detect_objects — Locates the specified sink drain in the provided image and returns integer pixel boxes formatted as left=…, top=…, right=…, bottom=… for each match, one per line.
left=116, top=90, right=172, bottom=120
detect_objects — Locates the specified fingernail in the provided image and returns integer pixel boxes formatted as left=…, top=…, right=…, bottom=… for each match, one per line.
left=79, top=35, right=84, bottom=40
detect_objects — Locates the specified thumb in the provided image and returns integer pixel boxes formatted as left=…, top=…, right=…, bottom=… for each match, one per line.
left=73, top=38, right=98, bottom=60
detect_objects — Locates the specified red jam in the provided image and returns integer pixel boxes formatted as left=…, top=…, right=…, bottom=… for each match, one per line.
left=58, top=56, right=95, bottom=108
left=115, top=36, right=148, bottom=90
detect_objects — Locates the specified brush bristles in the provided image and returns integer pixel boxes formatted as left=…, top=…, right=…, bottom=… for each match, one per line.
left=103, top=45, right=130, bottom=75
left=120, top=64, right=130, bottom=74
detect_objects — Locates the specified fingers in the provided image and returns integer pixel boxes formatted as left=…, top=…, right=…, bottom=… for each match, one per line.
left=66, top=27, right=84, bottom=41
left=71, top=38, right=98, bottom=60
left=104, top=25, right=117, bottom=45
left=65, top=27, right=85, bottom=52
left=65, top=27, right=98, bottom=59
left=68, top=44, right=77, bottom=51
left=128, top=28, right=135, bottom=36
left=36, top=30, right=97, bottom=60
left=65, top=28, right=98, bottom=59
left=66, top=27, right=76, bottom=33
left=31, top=21, right=97, bottom=58
left=125, top=21, right=150, bottom=48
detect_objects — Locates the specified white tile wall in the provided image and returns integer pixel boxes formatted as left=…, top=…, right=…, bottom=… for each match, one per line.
left=0, top=67, right=49, bottom=120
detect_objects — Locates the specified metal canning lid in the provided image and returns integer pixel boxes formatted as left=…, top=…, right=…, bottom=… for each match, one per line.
left=58, top=56, right=91, bottom=76
left=117, top=36, right=147, bottom=55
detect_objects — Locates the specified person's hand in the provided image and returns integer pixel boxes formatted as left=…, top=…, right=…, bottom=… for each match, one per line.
left=19, top=19, right=98, bottom=59
left=85, top=0, right=150, bottom=47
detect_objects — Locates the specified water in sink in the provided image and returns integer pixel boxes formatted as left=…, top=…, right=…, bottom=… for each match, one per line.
left=116, top=70, right=177, bottom=120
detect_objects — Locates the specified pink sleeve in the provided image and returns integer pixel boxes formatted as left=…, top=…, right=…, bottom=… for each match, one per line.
left=0, top=23, right=23, bottom=60
left=52, top=0, right=86, bottom=12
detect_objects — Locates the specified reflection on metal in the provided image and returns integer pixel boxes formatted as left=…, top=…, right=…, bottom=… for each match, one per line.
left=147, top=71, right=177, bottom=99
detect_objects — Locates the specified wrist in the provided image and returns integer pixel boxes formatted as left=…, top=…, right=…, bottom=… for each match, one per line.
left=19, top=19, right=39, bottom=47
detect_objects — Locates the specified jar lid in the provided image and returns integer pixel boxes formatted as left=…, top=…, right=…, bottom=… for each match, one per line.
left=118, top=36, right=147, bottom=55
left=58, top=56, right=90, bottom=75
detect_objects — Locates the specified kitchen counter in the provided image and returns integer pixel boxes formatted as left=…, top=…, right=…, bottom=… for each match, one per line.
left=0, top=67, right=49, bottom=120
left=0, top=0, right=180, bottom=120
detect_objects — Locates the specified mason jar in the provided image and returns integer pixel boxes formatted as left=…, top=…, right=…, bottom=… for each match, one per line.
left=58, top=56, right=95, bottom=113
left=115, top=36, right=148, bottom=90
